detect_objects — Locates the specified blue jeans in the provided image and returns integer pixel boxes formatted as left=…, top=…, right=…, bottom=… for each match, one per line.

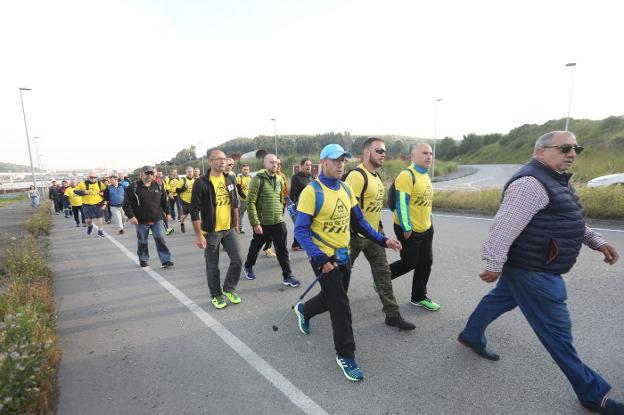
left=461, top=264, right=611, bottom=406
left=135, top=220, right=171, bottom=264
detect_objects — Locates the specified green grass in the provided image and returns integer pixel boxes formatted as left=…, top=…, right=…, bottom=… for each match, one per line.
left=433, top=185, right=624, bottom=220
left=0, top=194, right=26, bottom=208
left=0, top=200, right=59, bottom=415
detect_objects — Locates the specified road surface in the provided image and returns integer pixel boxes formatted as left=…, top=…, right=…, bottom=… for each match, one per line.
left=51, top=211, right=624, bottom=414
left=434, top=164, right=523, bottom=191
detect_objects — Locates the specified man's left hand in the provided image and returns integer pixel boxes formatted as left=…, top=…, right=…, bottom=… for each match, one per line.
left=480, top=270, right=501, bottom=283
left=385, top=239, right=402, bottom=252
left=166, top=214, right=172, bottom=222
left=598, top=243, right=619, bottom=265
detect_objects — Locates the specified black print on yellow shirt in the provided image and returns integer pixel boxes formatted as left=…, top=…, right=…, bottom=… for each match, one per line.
left=323, top=198, right=349, bottom=234
left=216, top=182, right=230, bottom=206
left=412, top=185, right=433, bottom=207
left=365, top=185, right=384, bottom=213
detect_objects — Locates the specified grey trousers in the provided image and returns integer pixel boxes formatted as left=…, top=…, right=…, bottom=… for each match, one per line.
left=350, top=235, right=400, bottom=317
left=204, top=228, right=242, bottom=297
left=238, top=201, right=247, bottom=231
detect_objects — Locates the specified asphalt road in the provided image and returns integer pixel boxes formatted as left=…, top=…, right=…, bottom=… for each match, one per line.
left=433, top=164, right=523, bottom=190
left=51, top=211, right=624, bottom=414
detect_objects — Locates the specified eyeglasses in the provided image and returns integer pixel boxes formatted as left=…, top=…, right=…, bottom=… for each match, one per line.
left=210, top=157, right=226, bottom=162
left=373, top=148, right=386, bottom=155
left=228, top=164, right=234, bottom=167
left=542, top=144, right=584, bottom=155
left=89, top=176, right=97, bottom=179
left=144, top=171, right=154, bottom=175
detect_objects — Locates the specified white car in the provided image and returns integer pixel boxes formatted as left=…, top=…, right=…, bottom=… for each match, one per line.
left=587, top=173, right=624, bottom=188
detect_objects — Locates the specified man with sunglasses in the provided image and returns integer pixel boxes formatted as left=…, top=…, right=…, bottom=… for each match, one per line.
left=345, top=137, right=415, bottom=330
left=123, top=166, right=174, bottom=269
left=459, top=131, right=622, bottom=414
left=74, top=171, right=107, bottom=237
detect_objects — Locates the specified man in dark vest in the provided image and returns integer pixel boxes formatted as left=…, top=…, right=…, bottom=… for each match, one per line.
left=458, top=131, right=621, bottom=414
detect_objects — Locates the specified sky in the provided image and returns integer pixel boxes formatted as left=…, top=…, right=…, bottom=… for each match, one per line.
left=1, top=0, right=623, bottom=171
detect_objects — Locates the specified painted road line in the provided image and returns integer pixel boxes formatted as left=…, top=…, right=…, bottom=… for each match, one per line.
left=433, top=213, right=624, bottom=233
left=104, top=233, right=329, bottom=415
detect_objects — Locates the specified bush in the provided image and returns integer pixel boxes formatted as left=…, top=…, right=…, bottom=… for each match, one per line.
left=433, top=185, right=624, bottom=220
left=23, top=201, right=52, bottom=238
left=0, top=203, right=59, bottom=415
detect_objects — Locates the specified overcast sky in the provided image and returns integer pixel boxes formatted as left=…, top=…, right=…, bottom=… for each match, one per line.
left=1, top=0, right=622, bottom=170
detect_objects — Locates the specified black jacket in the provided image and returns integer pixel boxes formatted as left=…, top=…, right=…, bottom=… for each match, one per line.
left=123, top=180, right=169, bottom=223
left=190, top=170, right=238, bottom=233
left=290, top=171, right=314, bottom=204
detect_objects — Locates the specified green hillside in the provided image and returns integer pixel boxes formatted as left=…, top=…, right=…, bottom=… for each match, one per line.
left=440, top=116, right=624, bottom=182
left=0, top=162, right=43, bottom=173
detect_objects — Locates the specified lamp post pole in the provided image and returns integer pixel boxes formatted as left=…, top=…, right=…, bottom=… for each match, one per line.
left=431, top=98, right=443, bottom=180
left=271, top=118, right=278, bottom=156
left=564, top=63, right=577, bottom=131
left=19, top=88, right=37, bottom=189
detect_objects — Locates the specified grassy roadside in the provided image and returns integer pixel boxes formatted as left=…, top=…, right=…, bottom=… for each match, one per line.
left=433, top=186, right=624, bottom=220
left=0, top=200, right=59, bottom=415
left=0, top=195, right=26, bottom=209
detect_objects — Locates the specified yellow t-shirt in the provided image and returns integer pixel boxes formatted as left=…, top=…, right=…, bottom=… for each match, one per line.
left=74, top=180, right=105, bottom=205
left=64, top=187, right=83, bottom=207
left=210, top=174, right=231, bottom=231
left=177, top=176, right=194, bottom=203
left=297, top=180, right=357, bottom=257
left=165, top=176, right=180, bottom=196
left=236, top=174, right=251, bottom=201
left=344, top=164, right=384, bottom=232
left=393, top=165, right=433, bottom=233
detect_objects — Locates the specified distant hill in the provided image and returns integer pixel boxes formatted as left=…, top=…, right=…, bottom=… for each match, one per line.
left=0, top=162, right=42, bottom=173
left=435, top=116, right=624, bottom=182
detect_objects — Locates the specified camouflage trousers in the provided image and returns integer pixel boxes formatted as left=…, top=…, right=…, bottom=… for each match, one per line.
left=350, top=235, right=400, bottom=317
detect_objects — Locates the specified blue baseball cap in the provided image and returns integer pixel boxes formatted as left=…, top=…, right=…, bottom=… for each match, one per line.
left=320, top=144, right=352, bottom=160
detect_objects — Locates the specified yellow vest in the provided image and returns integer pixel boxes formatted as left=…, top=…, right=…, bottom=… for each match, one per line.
left=344, top=164, right=384, bottom=232
left=75, top=180, right=105, bottom=205
left=177, top=176, right=194, bottom=203
left=393, top=164, right=432, bottom=233
left=236, top=174, right=251, bottom=201
left=64, top=187, right=83, bottom=207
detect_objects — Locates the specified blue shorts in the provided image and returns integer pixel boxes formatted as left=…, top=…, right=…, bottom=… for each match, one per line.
left=82, top=204, right=104, bottom=219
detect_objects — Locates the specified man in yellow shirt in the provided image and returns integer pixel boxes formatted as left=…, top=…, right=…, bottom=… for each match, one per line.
left=236, top=164, right=251, bottom=234
left=176, top=166, right=195, bottom=233
left=345, top=137, right=415, bottom=330
left=191, top=150, right=242, bottom=310
left=164, top=169, right=181, bottom=220
left=293, top=144, right=401, bottom=382
left=390, top=143, right=439, bottom=311
left=64, top=179, right=85, bottom=227
left=74, top=170, right=107, bottom=237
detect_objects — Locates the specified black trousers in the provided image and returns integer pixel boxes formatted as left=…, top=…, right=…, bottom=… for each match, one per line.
left=303, top=263, right=355, bottom=358
left=389, top=224, right=433, bottom=302
left=72, top=206, right=85, bottom=224
left=244, top=222, right=292, bottom=278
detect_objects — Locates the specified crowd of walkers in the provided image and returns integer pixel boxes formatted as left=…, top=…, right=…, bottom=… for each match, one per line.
left=46, top=133, right=622, bottom=414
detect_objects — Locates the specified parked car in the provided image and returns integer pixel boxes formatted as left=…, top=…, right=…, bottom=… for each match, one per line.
left=587, top=173, right=624, bottom=188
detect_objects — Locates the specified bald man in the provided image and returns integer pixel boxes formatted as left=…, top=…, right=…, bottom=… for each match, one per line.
left=74, top=170, right=107, bottom=237
left=389, top=144, right=440, bottom=311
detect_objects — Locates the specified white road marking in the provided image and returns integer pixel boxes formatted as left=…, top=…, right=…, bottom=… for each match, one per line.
left=433, top=213, right=624, bottom=233
left=104, top=234, right=329, bottom=415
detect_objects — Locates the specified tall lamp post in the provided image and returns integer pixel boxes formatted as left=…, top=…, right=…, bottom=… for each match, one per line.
left=33, top=136, right=42, bottom=171
left=19, top=87, right=37, bottom=189
left=431, top=98, right=443, bottom=180
left=564, top=62, right=577, bottom=131
left=270, top=118, right=278, bottom=156
left=195, top=143, right=205, bottom=175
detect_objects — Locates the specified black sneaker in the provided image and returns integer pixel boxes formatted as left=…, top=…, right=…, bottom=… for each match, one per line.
left=139, top=261, right=148, bottom=268
left=86, top=225, right=93, bottom=235
left=457, top=333, right=500, bottom=361
left=582, top=398, right=624, bottom=414
left=119, top=229, right=124, bottom=234
left=385, top=315, right=416, bottom=330
left=180, top=223, right=185, bottom=233
left=162, top=261, right=174, bottom=269
left=76, top=223, right=80, bottom=227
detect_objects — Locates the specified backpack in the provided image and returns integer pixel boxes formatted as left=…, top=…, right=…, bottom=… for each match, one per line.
left=387, top=167, right=415, bottom=211
left=84, top=180, right=104, bottom=192
left=341, top=167, right=368, bottom=209
left=309, top=180, right=352, bottom=217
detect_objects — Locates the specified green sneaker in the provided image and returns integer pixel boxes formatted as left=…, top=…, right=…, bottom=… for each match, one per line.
left=411, top=298, right=441, bottom=311
left=212, top=296, right=228, bottom=309
left=223, top=291, right=241, bottom=304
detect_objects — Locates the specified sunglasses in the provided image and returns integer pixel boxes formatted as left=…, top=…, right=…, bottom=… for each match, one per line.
left=89, top=176, right=97, bottom=179
left=542, top=144, right=584, bottom=155
left=228, top=164, right=234, bottom=166
left=144, top=171, right=154, bottom=175
left=373, top=148, right=386, bottom=155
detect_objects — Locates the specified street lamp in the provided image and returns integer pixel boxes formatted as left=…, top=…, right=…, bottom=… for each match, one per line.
left=270, top=118, right=278, bottom=156
left=431, top=98, right=443, bottom=180
left=33, top=136, right=42, bottom=170
left=564, top=63, right=577, bottom=131
left=19, top=87, right=37, bottom=190
left=195, top=142, right=205, bottom=175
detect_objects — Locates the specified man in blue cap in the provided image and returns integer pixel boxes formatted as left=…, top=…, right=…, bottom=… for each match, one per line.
left=293, top=144, right=402, bottom=382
